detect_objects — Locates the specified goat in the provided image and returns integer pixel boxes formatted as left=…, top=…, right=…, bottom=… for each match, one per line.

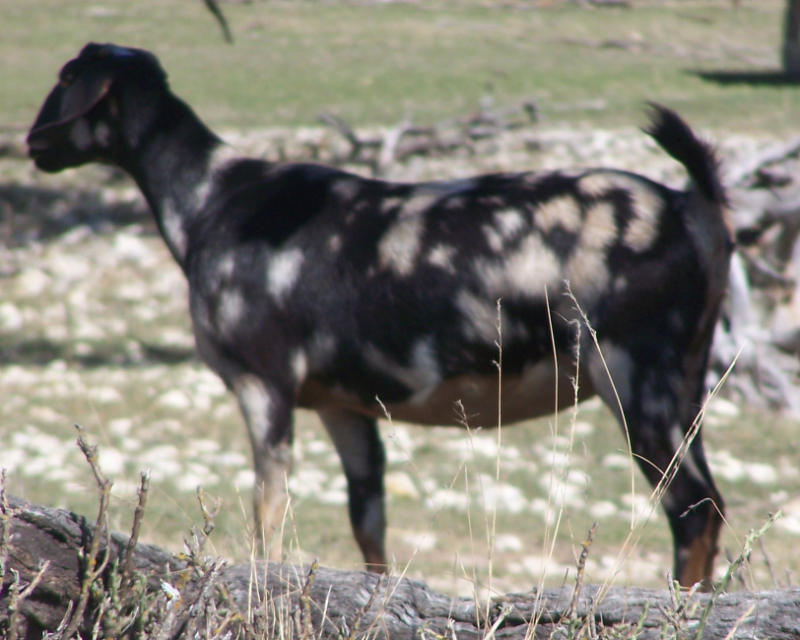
left=27, top=43, right=733, bottom=588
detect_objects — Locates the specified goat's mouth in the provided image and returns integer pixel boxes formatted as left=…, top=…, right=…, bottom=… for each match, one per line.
left=26, top=139, right=64, bottom=172
left=26, top=135, right=50, bottom=157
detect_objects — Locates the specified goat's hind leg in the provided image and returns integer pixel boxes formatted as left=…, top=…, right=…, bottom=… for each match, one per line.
left=319, top=409, right=387, bottom=573
left=587, top=341, right=724, bottom=589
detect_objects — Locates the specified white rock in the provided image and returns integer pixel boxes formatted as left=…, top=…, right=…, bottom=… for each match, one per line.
left=493, top=533, right=523, bottom=552
left=28, top=406, right=67, bottom=425
left=108, top=418, right=133, bottom=436
left=619, top=493, right=656, bottom=526
left=385, top=471, right=419, bottom=499
left=0, top=302, right=23, bottom=331
left=48, top=253, right=91, bottom=282
left=289, top=468, right=327, bottom=498
left=601, top=452, right=631, bottom=470
left=520, top=554, right=572, bottom=579
left=233, top=469, right=255, bottom=490
left=158, top=389, right=192, bottom=410
left=589, top=500, right=618, bottom=519
left=317, top=489, right=347, bottom=506
left=745, top=462, right=778, bottom=485
left=97, top=447, right=126, bottom=475
left=708, top=450, right=745, bottom=482
left=572, top=420, right=595, bottom=436
left=16, top=268, right=51, bottom=296
left=403, top=531, right=437, bottom=552
left=0, top=449, right=26, bottom=473
left=89, top=386, right=122, bottom=404
left=113, top=233, right=154, bottom=264
left=425, top=488, right=469, bottom=512
left=538, top=475, right=580, bottom=508
left=706, top=397, right=741, bottom=419
left=478, top=477, right=527, bottom=514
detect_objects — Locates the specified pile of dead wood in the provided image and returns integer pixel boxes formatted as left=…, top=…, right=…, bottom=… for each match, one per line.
left=716, top=137, right=800, bottom=413
left=2, top=493, right=800, bottom=639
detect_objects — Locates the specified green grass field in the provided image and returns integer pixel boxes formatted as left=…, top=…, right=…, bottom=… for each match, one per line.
left=1, top=1, right=796, bottom=133
left=2, top=0, right=800, bottom=600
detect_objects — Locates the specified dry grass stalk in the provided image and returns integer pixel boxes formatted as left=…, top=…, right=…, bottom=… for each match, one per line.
left=294, top=558, right=318, bottom=640
left=6, top=562, right=51, bottom=640
left=50, top=425, right=114, bottom=640
left=121, top=470, right=150, bottom=584
left=566, top=523, right=597, bottom=621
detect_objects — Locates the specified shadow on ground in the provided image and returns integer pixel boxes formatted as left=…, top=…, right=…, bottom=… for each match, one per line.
left=688, top=68, right=800, bottom=86
left=0, top=337, right=196, bottom=368
left=0, top=180, right=153, bottom=248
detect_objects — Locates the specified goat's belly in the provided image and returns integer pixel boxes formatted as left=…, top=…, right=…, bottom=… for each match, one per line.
left=298, top=358, right=592, bottom=427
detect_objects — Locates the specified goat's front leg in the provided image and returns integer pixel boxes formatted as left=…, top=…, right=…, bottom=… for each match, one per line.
left=233, top=374, right=294, bottom=561
left=318, top=409, right=387, bottom=573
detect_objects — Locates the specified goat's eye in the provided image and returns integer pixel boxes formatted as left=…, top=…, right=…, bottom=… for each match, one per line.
left=59, top=73, right=75, bottom=87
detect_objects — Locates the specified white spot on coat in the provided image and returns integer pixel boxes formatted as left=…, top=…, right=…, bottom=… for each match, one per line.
left=93, top=121, right=111, bottom=147
left=381, top=197, right=405, bottom=214
left=218, top=288, right=245, bottom=334
left=535, top=196, right=581, bottom=233
left=291, top=349, right=308, bottom=382
left=307, top=332, right=338, bottom=368
left=162, top=202, right=188, bottom=259
left=483, top=225, right=504, bottom=252
left=456, top=290, right=504, bottom=343
left=234, top=374, right=273, bottom=443
left=577, top=172, right=615, bottom=199
left=267, top=249, right=304, bottom=300
left=579, top=173, right=662, bottom=252
left=474, top=234, right=561, bottom=300
left=494, top=208, right=526, bottom=239
left=69, top=118, right=92, bottom=150
left=378, top=216, right=424, bottom=276
left=211, top=251, right=236, bottom=289
left=623, top=181, right=662, bottom=252
left=364, top=337, right=441, bottom=401
left=331, top=178, right=362, bottom=201
left=427, top=243, right=457, bottom=273
left=328, top=234, right=343, bottom=253
left=565, top=201, right=616, bottom=294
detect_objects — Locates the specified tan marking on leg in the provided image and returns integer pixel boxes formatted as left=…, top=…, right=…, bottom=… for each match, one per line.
left=678, top=506, right=722, bottom=591
left=253, top=445, right=292, bottom=562
left=356, top=531, right=387, bottom=573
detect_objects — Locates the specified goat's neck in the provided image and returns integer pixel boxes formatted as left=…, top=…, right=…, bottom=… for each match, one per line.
left=124, top=97, right=226, bottom=270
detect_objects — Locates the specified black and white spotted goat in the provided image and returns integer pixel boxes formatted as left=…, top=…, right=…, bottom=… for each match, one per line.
left=28, top=43, right=733, bottom=588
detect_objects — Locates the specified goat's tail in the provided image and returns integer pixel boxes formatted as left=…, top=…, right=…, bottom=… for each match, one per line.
left=644, top=103, right=727, bottom=207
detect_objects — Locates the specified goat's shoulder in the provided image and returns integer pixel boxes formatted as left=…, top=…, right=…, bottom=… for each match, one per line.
left=194, top=161, right=366, bottom=247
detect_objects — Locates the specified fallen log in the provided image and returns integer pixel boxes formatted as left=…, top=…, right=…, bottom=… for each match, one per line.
left=1, top=496, right=799, bottom=639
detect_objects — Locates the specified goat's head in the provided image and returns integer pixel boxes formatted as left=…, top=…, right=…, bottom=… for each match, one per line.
left=27, top=43, right=167, bottom=172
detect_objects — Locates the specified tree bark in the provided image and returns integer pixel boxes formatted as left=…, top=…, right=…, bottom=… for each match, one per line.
left=2, top=496, right=800, bottom=639
left=784, top=0, right=800, bottom=78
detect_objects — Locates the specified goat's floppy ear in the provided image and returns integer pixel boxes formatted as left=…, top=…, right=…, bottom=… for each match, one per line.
left=27, top=68, right=113, bottom=142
